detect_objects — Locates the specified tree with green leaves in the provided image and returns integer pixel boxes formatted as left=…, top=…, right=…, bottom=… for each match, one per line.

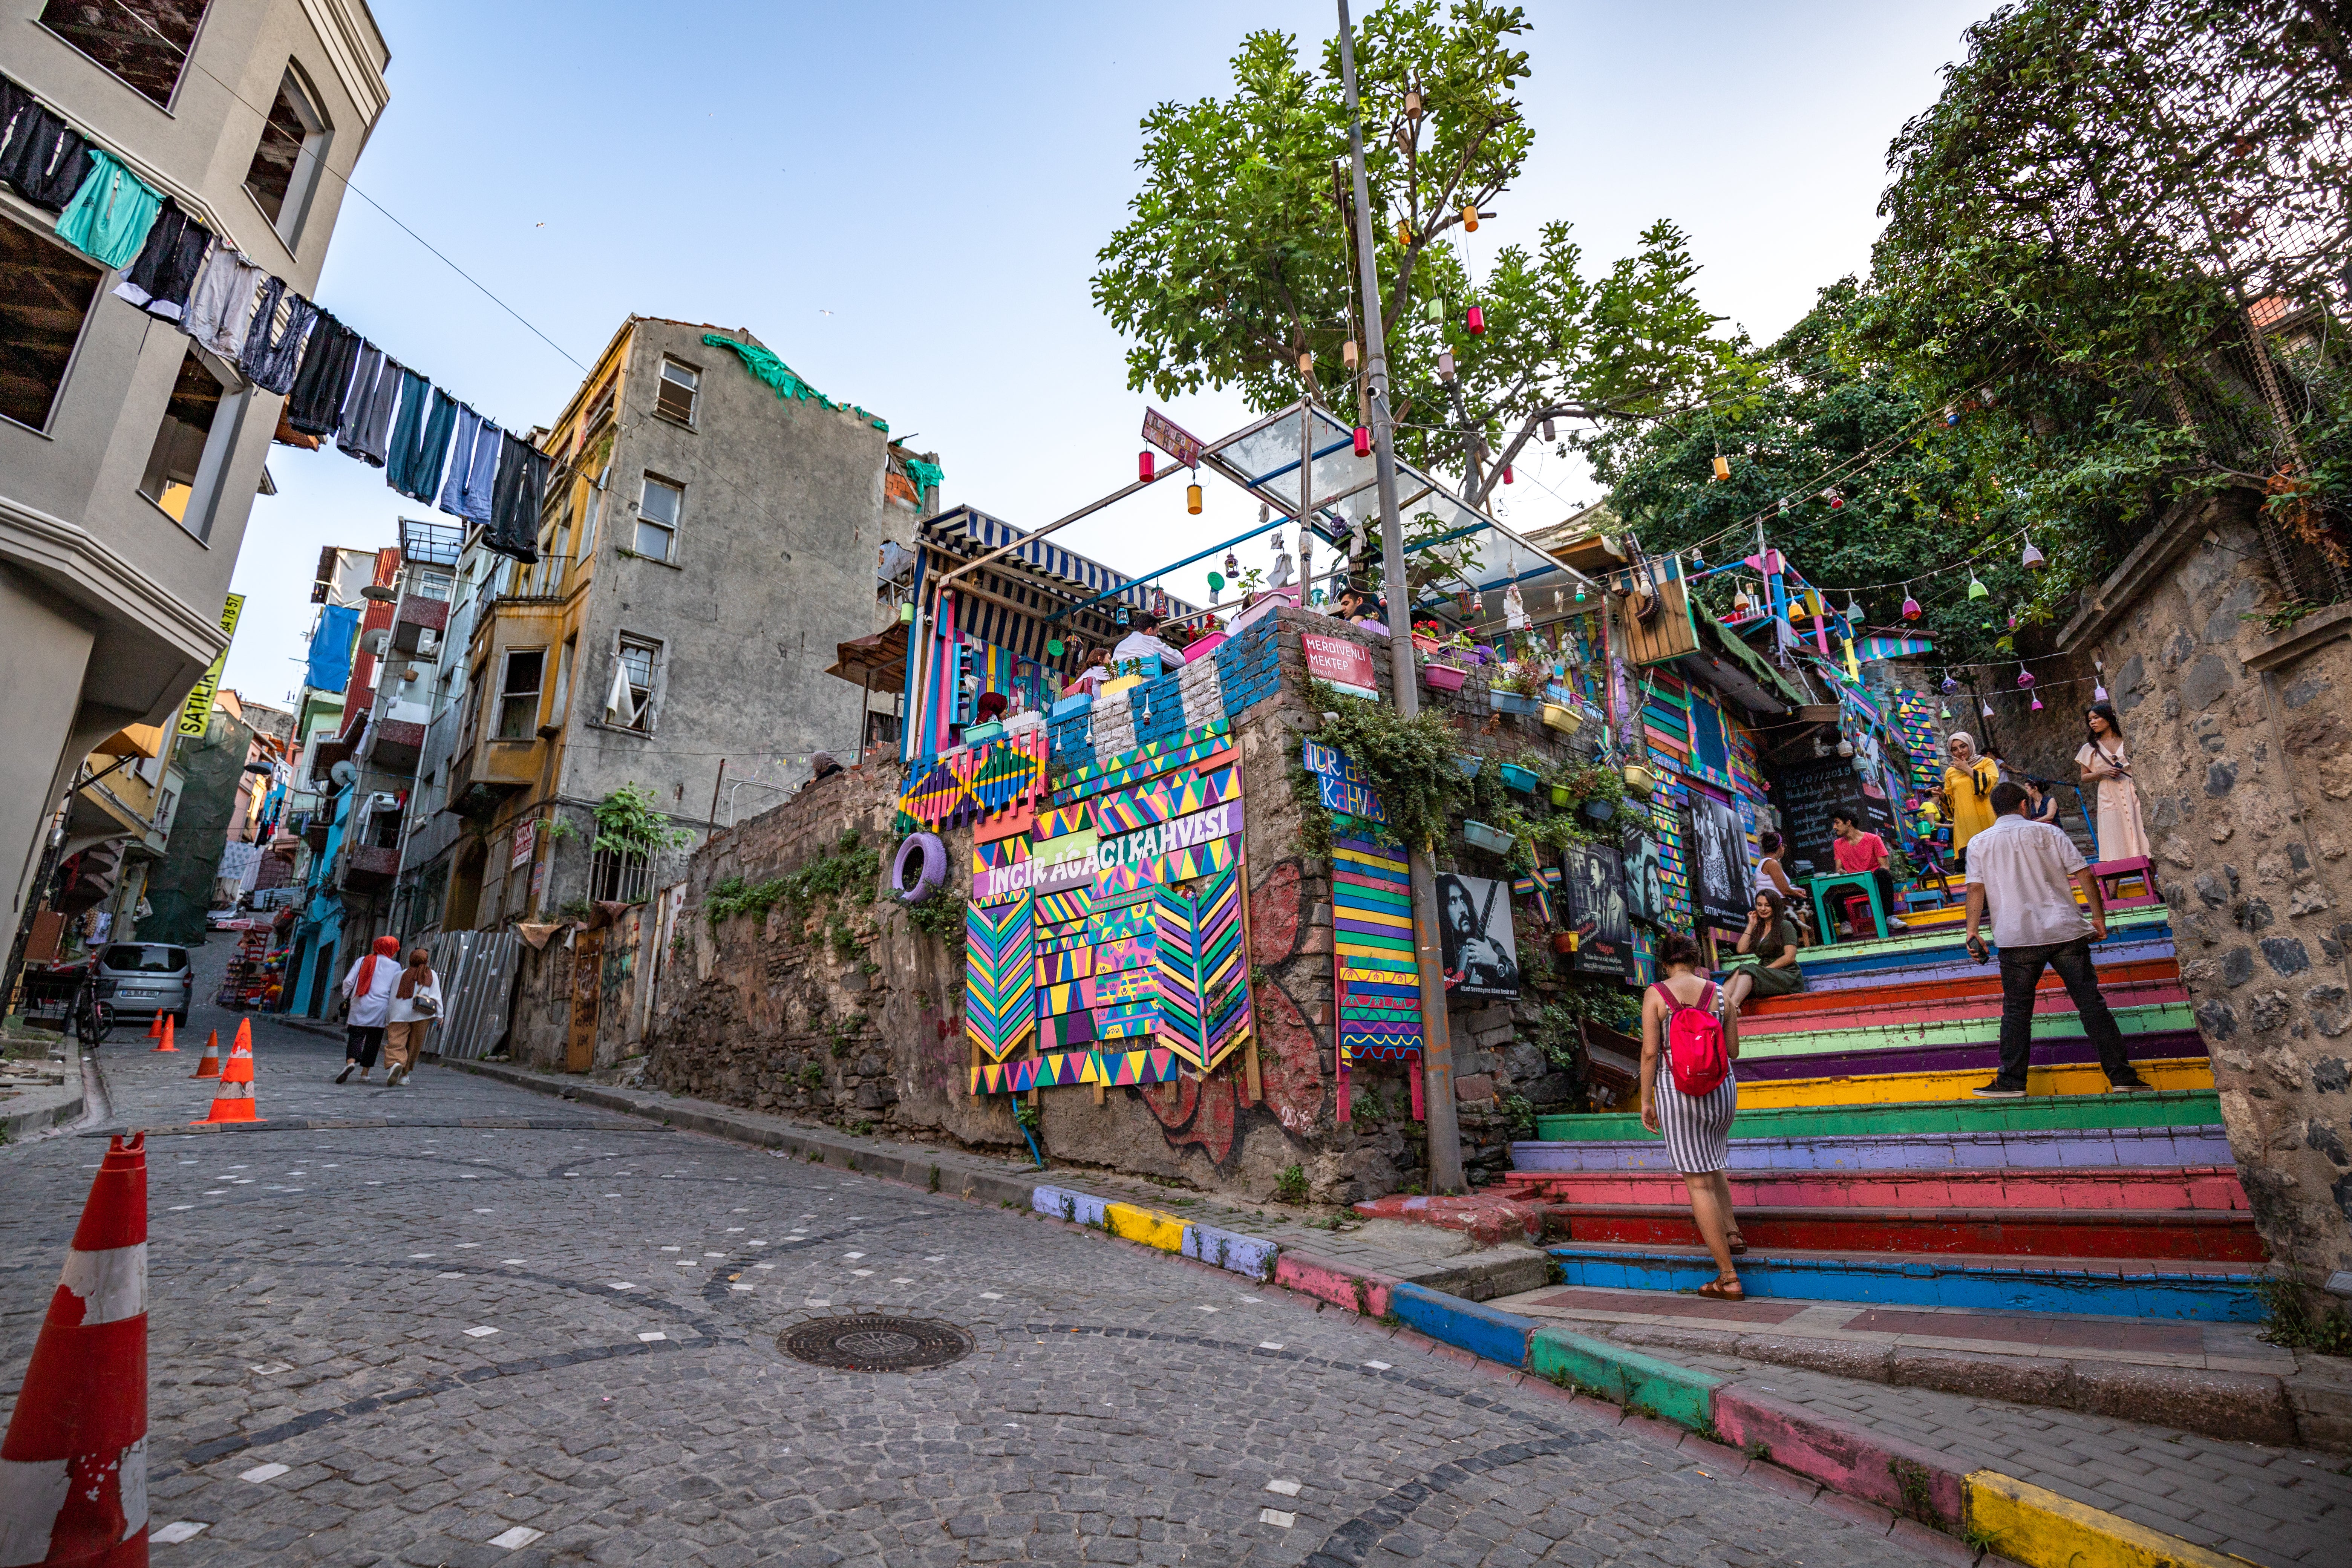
left=1090, top=1, right=1756, bottom=508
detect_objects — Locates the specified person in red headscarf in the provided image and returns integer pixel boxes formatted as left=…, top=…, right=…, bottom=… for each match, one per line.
left=336, top=934, right=402, bottom=1083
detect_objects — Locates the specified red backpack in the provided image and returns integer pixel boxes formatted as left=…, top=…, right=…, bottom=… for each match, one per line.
left=1656, top=980, right=1729, bottom=1097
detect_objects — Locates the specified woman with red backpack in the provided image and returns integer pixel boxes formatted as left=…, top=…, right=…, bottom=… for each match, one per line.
left=1639, top=931, right=1746, bottom=1300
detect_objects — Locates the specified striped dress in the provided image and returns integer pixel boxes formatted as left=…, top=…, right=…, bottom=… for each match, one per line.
left=1652, top=981, right=1740, bottom=1174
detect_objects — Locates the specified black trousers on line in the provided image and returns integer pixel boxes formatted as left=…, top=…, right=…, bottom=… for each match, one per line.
left=1992, top=936, right=2142, bottom=1088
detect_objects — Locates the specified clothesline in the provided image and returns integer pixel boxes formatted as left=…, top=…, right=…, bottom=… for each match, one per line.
left=0, top=67, right=547, bottom=563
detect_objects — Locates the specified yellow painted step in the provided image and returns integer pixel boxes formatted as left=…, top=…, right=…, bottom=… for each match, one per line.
left=1733, top=1058, right=2213, bottom=1110
left=1964, top=1471, right=2241, bottom=1568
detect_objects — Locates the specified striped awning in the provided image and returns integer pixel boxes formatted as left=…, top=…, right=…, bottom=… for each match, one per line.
left=921, top=507, right=1200, bottom=620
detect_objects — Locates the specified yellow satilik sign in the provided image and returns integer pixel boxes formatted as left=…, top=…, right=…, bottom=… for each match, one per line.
left=176, top=592, right=244, bottom=737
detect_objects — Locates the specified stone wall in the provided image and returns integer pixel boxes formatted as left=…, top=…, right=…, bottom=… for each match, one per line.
left=642, top=608, right=1620, bottom=1204
left=1986, top=493, right=2352, bottom=1293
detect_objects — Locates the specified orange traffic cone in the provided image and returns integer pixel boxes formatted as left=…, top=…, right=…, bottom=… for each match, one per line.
left=144, top=1013, right=160, bottom=1041
left=194, top=1020, right=261, bottom=1124
left=152, top=1015, right=177, bottom=1053
left=191, top=1030, right=220, bottom=1078
left=0, top=1132, right=149, bottom=1563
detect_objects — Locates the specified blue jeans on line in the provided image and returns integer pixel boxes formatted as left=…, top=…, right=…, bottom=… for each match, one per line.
left=1993, top=936, right=2142, bottom=1089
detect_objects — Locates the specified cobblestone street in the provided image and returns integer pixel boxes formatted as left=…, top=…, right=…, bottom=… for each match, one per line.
left=0, top=963, right=1926, bottom=1567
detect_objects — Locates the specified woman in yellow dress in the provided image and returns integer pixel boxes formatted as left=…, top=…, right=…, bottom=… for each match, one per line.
left=1937, top=731, right=2001, bottom=869
left=2077, top=702, right=2150, bottom=862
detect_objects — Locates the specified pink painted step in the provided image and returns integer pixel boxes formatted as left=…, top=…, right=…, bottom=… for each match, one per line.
left=1501, top=1165, right=2248, bottom=1212
left=1737, top=976, right=2188, bottom=1037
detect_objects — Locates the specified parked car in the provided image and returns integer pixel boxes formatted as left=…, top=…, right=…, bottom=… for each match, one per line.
left=96, top=943, right=192, bottom=1027
left=205, top=906, right=242, bottom=930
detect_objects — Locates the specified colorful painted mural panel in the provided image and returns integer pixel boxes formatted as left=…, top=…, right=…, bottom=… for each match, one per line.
left=965, top=894, right=1038, bottom=1061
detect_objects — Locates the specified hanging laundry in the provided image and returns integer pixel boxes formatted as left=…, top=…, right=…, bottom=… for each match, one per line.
left=53, top=148, right=164, bottom=268
left=109, top=200, right=213, bottom=321
left=336, top=346, right=402, bottom=467
left=389, top=384, right=458, bottom=504
left=380, top=366, right=430, bottom=487
left=236, top=276, right=318, bottom=395
left=272, top=405, right=320, bottom=450
left=485, top=432, right=545, bottom=563
left=0, top=103, right=92, bottom=214
left=0, top=75, right=31, bottom=153
left=283, top=311, right=358, bottom=437
left=184, top=246, right=263, bottom=360
left=437, top=405, right=500, bottom=525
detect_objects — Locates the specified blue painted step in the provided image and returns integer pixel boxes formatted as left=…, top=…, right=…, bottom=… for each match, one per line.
left=1545, top=1243, right=2262, bottom=1321
left=1803, top=937, right=2176, bottom=994
left=1508, top=1122, right=2234, bottom=1173
left=1799, top=913, right=2170, bottom=981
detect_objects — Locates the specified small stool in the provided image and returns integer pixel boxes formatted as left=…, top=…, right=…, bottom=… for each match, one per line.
left=2093, top=856, right=2161, bottom=910
left=1809, top=871, right=1888, bottom=943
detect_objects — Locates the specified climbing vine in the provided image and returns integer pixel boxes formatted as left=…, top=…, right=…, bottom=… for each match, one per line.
left=1308, top=680, right=1472, bottom=854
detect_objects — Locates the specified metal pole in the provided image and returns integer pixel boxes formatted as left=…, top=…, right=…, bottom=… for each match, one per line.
left=1338, top=0, right=1464, bottom=1193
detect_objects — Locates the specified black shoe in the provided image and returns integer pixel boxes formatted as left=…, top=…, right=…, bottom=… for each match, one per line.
left=335, top=1063, right=354, bottom=1084
left=1970, top=1081, right=2027, bottom=1098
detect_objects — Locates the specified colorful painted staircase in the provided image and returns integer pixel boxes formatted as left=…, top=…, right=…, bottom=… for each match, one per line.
left=1511, top=910, right=2265, bottom=1321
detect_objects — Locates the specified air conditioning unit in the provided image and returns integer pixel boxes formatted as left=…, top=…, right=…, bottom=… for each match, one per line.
left=368, top=792, right=401, bottom=812
left=363, top=629, right=389, bottom=657
left=416, top=628, right=439, bottom=655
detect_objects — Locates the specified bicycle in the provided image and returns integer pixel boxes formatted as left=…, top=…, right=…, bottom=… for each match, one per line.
left=71, top=965, right=114, bottom=1047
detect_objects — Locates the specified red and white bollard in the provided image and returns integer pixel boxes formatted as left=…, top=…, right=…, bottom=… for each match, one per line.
left=0, top=1133, right=149, bottom=1565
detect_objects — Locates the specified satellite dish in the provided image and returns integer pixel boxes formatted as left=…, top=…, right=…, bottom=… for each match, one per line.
left=329, top=760, right=359, bottom=787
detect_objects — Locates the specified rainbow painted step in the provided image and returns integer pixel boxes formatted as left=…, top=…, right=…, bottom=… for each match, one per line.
left=1797, top=909, right=2170, bottom=979
left=1797, top=939, right=2176, bottom=997
left=1533, top=1087, right=2221, bottom=1142
left=1735, top=1000, right=2196, bottom=1055
left=1746, top=956, right=2181, bottom=1017
left=1544, top=1242, right=2263, bottom=1320
left=1732, top=1032, right=2203, bottom=1086
left=1738, top=979, right=2188, bottom=1036
left=1544, top=1204, right=2261, bottom=1262
left=1508, top=1122, right=2234, bottom=1173
left=1731, top=1055, right=2211, bottom=1109
left=1499, top=1165, right=2249, bottom=1212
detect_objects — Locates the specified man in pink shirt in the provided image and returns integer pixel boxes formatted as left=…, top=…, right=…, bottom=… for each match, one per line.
left=1831, top=807, right=1907, bottom=933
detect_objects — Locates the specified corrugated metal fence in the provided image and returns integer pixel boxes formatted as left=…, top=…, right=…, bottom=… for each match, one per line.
left=426, top=929, right=520, bottom=1060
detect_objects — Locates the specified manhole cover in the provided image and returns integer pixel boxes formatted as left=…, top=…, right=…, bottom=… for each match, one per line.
left=779, top=1314, right=973, bottom=1372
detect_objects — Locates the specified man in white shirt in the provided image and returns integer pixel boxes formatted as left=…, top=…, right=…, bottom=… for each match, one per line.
left=1963, top=781, right=2150, bottom=1097
left=1111, top=611, right=1179, bottom=674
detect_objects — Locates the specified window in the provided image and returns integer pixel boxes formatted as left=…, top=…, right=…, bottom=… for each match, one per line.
left=655, top=360, right=698, bottom=424
left=408, top=569, right=453, bottom=602
left=494, top=649, right=544, bottom=740
left=38, top=1, right=209, bottom=109
left=0, top=215, right=104, bottom=432
left=243, top=69, right=331, bottom=247
left=154, top=788, right=177, bottom=832
left=636, top=476, right=682, bottom=561
left=615, top=635, right=661, bottom=732
left=138, top=345, right=244, bottom=538
left=103, top=944, right=188, bottom=973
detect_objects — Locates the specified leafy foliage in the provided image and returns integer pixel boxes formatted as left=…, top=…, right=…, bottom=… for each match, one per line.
left=702, top=830, right=880, bottom=934
left=593, top=783, right=693, bottom=856
left=1090, top=2, right=1756, bottom=492
left=1308, top=680, right=1472, bottom=852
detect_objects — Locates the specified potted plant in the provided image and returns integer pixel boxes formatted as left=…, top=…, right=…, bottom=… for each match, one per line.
left=1462, top=819, right=1516, bottom=855
left=1488, top=658, right=1544, bottom=716
left=1498, top=761, right=1540, bottom=795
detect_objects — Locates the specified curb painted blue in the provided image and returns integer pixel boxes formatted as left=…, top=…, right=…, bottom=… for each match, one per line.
left=1389, top=1282, right=1537, bottom=1368
left=1031, top=1185, right=1109, bottom=1228
left=1545, top=1246, right=2263, bottom=1321
left=1183, top=1221, right=1279, bottom=1282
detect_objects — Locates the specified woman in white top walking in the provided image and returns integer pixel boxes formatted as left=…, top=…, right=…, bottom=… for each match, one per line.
left=336, top=934, right=401, bottom=1083
left=384, top=947, right=441, bottom=1087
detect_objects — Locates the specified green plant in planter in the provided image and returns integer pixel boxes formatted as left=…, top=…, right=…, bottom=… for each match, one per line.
left=1309, top=681, right=1473, bottom=852
left=593, top=782, right=694, bottom=856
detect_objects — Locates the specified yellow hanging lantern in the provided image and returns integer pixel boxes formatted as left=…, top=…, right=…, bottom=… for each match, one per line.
left=1297, top=349, right=1313, bottom=378
left=1711, top=455, right=1730, bottom=482
left=1394, top=220, right=1411, bottom=248
left=1342, top=340, right=1359, bottom=371
left=1461, top=204, right=1479, bottom=233
left=1187, top=483, right=1203, bottom=515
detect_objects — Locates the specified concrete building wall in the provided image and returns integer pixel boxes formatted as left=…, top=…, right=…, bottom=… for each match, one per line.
left=0, top=0, right=390, bottom=919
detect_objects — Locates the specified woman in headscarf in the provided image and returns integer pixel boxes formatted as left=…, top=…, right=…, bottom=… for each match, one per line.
left=1936, top=731, right=2001, bottom=870
left=383, top=946, right=440, bottom=1087
left=336, top=934, right=401, bottom=1083
left=2078, top=702, right=2150, bottom=861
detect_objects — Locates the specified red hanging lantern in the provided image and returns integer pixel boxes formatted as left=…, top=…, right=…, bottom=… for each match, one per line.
left=1465, top=305, right=1485, bottom=335
left=1139, top=450, right=1155, bottom=483
left=1501, top=465, right=1514, bottom=484
left=1353, top=426, right=1372, bottom=457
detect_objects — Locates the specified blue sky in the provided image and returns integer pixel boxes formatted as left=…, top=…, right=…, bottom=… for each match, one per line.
left=221, top=0, right=1994, bottom=706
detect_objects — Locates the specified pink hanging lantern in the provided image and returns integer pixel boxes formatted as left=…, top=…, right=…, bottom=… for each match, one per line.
left=1901, top=589, right=1922, bottom=621
left=2016, top=665, right=2036, bottom=689
left=1353, top=426, right=1372, bottom=457
left=1465, top=305, right=1485, bottom=335
left=1501, top=464, right=1514, bottom=484
left=2029, top=694, right=2044, bottom=711
left=1139, top=450, right=1155, bottom=483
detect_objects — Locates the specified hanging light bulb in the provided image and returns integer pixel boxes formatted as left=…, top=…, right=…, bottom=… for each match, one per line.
left=1901, top=585, right=1922, bottom=621
left=1944, top=405, right=1960, bottom=427
left=1967, top=569, right=1989, bottom=599
left=1574, top=582, right=1588, bottom=604
left=2094, top=680, right=2109, bottom=702
left=1187, top=483, right=1202, bottom=515
left=1461, top=204, right=1479, bottom=233
left=1838, top=733, right=1855, bottom=758
left=2021, top=534, right=2046, bottom=570
left=1982, top=699, right=1995, bottom=718
left=2029, top=694, right=2044, bottom=712
left=1139, top=450, right=1156, bottom=483
left=2093, top=658, right=2108, bottom=703
left=1223, top=551, right=1239, bottom=578
left=1939, top=703, right=1952, bottom=720
left=1436, top=348, right=1456, bottom=382
left=2017, top=665, right=2035, bottom=689
left=1940, top=671, right=1959, bottom=694
left=1732, top=586, right=1753, bottom=614
left=1845, top=593, right=1865, bottom=622
left=1353, top=426, right=1372, bottom=457
left=1342, top=339, right=1360, bottom=371
left=1821, top=488, right=1842, bottom=509
left=1692, top=545, right=1706, bottom=569
left=1465, top=305, right=1486, bottom=335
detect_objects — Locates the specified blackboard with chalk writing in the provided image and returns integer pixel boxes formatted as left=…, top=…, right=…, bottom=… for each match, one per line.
left=1772, top=757, right=1896, bottom=878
